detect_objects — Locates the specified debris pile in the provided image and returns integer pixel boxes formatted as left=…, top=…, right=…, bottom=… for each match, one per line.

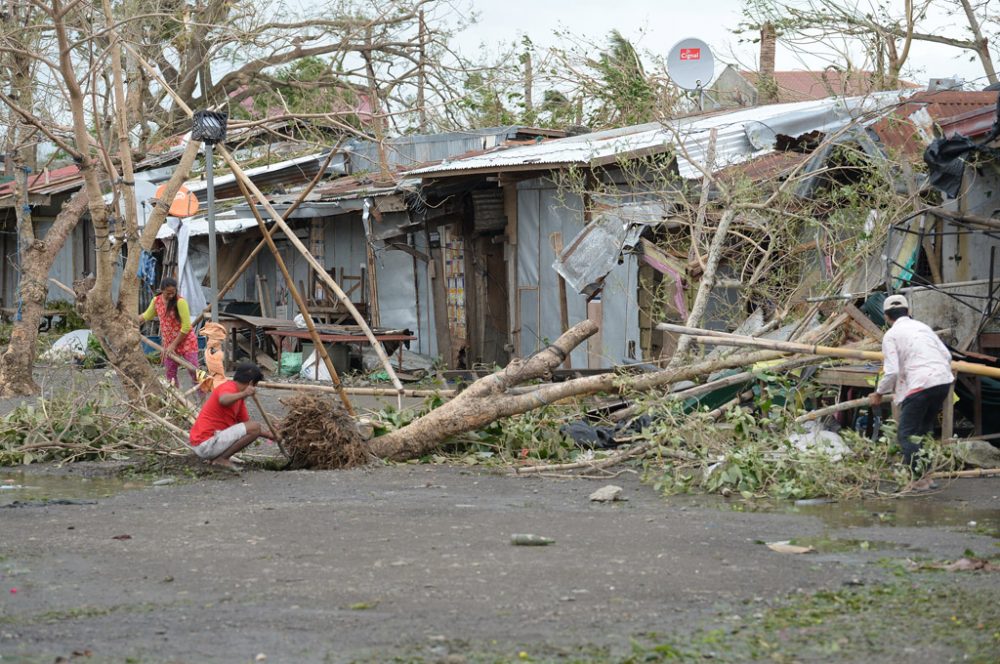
left=277, top=394, right=367, bottom=469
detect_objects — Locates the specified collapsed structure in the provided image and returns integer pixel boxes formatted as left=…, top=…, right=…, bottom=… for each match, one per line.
left=3, top=85, right=1000, bottom=443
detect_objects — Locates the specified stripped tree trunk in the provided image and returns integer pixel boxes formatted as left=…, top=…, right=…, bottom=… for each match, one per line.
left=0, top=186, right=88, bottom=396
left=670, top=208, right=736, bottom=367
left=368, top=319, right=786, bottom=461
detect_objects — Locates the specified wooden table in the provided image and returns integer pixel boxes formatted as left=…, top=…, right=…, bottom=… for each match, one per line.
left=217, top=313, right=296, bottom=364
left=264, top=326, right=416, bottom=370
left=815, top=363, right=880, bottom=389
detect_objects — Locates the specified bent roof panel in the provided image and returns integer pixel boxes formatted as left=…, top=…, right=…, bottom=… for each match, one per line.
left=407, top=91, right=910, bottom=180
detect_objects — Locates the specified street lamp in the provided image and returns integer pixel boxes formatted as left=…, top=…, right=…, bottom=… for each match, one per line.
left=192, top=111, right=228, bottom=322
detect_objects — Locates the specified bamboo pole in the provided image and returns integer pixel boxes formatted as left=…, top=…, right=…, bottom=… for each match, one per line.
left=706, top=395, right=743, bottom=420
left=139, top=333, right=198, bottom=373
left=794, top=396, right=889, bottom=424
left=217, top=145, right=405, bottom=396
left=190, top=149, right=339, bottom=328
left=928, top=467, right=1000, bottom=479
left=234, top=176, right=356, bottom=416
left=127, top=43, right=402, bottom=395
left=610, top=369, right=755, bottom=422
left=250, top=392, right=289, bottom=459
left=656, top=322, right=1000, bottom=380
left=257, top=381, right=455, bottom=398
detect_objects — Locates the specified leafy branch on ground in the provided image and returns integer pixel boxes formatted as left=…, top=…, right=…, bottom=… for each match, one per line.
left=0, top=373, right=192, bottom=466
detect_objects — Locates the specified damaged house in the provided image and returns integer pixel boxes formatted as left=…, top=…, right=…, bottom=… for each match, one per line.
left=400, top=91, right=911, bottom=371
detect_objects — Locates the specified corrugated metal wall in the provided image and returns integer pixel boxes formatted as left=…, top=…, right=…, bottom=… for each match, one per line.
left=515, top=178, right=640, bottom=369
left=375, top=233, right=437, bottom=357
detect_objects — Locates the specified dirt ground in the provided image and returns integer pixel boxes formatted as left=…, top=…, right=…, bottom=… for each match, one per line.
left=1, top=367, right=999, bottom=663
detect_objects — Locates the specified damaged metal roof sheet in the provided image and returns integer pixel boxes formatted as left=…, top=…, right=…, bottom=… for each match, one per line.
left=553, top=201, right=667, bottom=296
left=183, top=151, right=348, bottom=202
left=407, top=91, right=910, bottom=180
left=155, top=209, right=260, bottom=240
left=872, top=90, right=999, bottom=155
left=345, top=126, right=566, bottom=172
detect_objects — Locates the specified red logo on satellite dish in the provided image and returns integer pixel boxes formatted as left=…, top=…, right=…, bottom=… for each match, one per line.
left=680, top=48, right=701, bottom=61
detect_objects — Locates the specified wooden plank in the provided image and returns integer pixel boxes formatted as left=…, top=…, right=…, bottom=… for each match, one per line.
left=428, top=240, right=453, bottom=366
left=586, top=300, right=603, bottom=369
left=550, top=232, right=571, bottom=368
left=238, top=339, right=277, bottom=372
left=942, top=376, right=956, bottom=442
left=844, top=303, right=884, bottom=341
left=814, top=366, right=878, bottom=388
left=255, top=275, right=268, bottom=318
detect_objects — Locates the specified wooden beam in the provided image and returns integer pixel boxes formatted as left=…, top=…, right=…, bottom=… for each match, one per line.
left=844, top=303, right=884, bottom=341
left=234, top=176, right=357, bottom=416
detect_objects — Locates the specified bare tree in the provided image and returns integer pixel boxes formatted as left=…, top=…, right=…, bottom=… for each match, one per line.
left=740, top=0, right=998, bottom=86
left=111, top=0, right=478, bottom=143
left=0, top=0, right=85, bottom=396
left=0, top=0, right=482, bottom=398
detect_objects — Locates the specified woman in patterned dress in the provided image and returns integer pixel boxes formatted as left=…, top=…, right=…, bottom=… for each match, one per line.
left=137, top=277, right=199, bottom=388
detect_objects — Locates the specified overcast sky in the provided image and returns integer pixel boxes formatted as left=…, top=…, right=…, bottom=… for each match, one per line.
left=447, top=0, right=989, bottom=88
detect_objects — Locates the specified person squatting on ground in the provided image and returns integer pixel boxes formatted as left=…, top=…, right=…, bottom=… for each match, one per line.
left=189, top=362, right=274, bottom=470
left=138, top=277, right=199, bottom=389
left=869, top=294, right=954, bottom=492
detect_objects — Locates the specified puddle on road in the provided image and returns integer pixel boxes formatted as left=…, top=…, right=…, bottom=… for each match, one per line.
left=784, top=536, right=905, bottom=553
left=0, top=471, right=143, bottom=506
left=667, top=494, right=1000, bottom=539
left=787, top=499, right=1000, bottom=536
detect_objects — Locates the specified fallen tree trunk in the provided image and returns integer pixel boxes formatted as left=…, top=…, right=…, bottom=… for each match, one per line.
left=795, top=396, right=885, bottom=424
left=368, top=320, right=791, bottom=461
left=669, top=209, right=736, bottom=367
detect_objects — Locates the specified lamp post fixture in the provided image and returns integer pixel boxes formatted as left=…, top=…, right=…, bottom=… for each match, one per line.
left=192, top=111, right=228, bottom=322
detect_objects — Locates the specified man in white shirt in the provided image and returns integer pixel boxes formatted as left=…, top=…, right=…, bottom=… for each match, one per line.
left=869, top=294, right=954, bottom=491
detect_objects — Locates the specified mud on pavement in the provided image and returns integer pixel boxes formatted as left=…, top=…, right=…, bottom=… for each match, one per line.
left=1, top=462, right=999, bottom=663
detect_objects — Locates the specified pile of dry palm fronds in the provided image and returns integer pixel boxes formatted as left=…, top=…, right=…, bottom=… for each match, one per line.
left=277, top=393, right=367, bottom=469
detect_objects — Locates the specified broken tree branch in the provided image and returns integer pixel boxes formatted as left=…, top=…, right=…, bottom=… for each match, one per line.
left=257, top=381, right=456, bottom=398
left=794, top=396, right=884, bottom=424
left=368, top=320, right=793, bottom=461
left=669, top=208, right=737, bottom=367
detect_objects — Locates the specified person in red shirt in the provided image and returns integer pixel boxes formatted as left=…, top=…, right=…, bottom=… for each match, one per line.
left=189, top=362, right=274, bottom=470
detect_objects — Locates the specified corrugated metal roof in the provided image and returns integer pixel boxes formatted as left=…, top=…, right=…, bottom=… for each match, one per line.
left=714, top=150, right=813, bottom=182
left=407, top=92, right=909, bottom=180
left=936, top=104, right=998, bottom=139
left=872, top=90, right=998, bottom=154
left=0, top=164, right=81, bottom=199
left=346, top=126, right=565, bottom=172
left=155, top=209, right=259, bottom=240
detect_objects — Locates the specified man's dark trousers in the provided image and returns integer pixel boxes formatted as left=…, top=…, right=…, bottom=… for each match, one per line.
left=896, top=382, right=952, bottom=472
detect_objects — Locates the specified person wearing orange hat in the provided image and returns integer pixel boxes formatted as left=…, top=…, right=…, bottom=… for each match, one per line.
left=869, top=294, right=954, bottom=492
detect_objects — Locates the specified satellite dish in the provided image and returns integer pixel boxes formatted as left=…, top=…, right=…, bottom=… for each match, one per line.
left=667, top=38, right=715, bottom=91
